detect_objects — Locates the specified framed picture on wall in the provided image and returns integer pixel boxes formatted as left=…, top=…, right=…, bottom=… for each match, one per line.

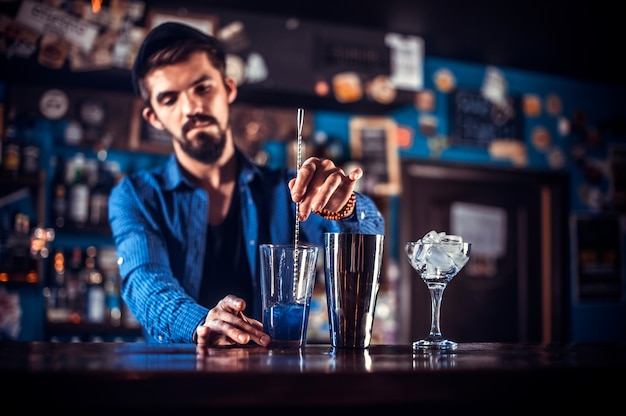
left=571, top=214, right=624, bottom=302
left=128, top=99, right=173, bottom=154
left=349, top=116, right=401, bottom=196
left=147, top=9, right=219, bottom=35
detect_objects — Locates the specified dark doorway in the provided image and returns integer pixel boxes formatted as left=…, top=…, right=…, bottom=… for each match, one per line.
left=397, top=159, right=570, bottom=344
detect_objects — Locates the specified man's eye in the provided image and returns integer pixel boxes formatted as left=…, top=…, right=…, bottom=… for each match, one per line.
left=196, top=84, right=211, bottom=94
left=161, top=96, right=177, bottom=106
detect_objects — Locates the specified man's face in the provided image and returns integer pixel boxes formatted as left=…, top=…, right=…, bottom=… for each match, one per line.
left=142, top=51, right=237, bottom=163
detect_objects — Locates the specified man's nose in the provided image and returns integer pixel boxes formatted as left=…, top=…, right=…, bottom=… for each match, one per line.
left=181, top=92, right=204, bottom=115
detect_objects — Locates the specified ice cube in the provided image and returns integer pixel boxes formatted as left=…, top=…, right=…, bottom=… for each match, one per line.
left=441, top=234, right=463, bottom=244
left=442, top=240, right=471, bottom=269
left=422, top=230, right=441, bottom=243
left=406, top=241, right=428, bottom=269
left=427, top=244, right=454, bottom=270
left=440, top=235, right=463, bottom=256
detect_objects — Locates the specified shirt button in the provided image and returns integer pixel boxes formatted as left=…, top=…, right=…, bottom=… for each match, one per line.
left=361, top=212, right=366, bottom=220
left=249, top=240, right=255, bottom=246
left=117, top=257, right=124, bottom=265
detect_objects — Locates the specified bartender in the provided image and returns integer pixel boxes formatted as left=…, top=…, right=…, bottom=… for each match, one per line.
left=108, top=22, right=385, bottom=346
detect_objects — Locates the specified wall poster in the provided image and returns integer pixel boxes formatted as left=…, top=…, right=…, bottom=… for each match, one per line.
left=349, top=117, right=401, bottom=196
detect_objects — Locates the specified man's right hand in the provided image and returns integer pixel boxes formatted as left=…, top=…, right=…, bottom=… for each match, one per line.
left=195, top=295, right=270, bottom=347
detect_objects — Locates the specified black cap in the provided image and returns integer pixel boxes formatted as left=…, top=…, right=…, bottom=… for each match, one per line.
left=131, top=22, right=226, bottom=96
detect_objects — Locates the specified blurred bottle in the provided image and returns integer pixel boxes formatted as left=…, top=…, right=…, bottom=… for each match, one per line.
left=104, top=271, right=122, bottom=327
left=89, top=160, right=111, bottom=228
left=4, top=213, right=38, bottom=283
left=21, top=142, right=40, bottom=176
left=20, top=116, right=40, bottom=177
left=50, top=156, right=68, bottom=230
left=99, top=247, right=122, bottom=327
left=45, top=248, right=69, bottom=323
left=1, top=109, right=20, bottom=178
left=66, top=246, right=85, bottom=324
left=83, top=246, right=105, bottom=324
left=68, top=153, right=89, bottom=229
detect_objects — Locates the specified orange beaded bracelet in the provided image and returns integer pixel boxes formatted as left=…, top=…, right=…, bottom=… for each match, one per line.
left=313, top=192, right=356, bottom=220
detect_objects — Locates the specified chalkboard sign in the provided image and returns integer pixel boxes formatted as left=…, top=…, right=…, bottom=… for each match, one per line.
left=349, top=117, right=401, bottom=196
left=361, top=127, right=389, bottom=180
left=450, top=89, right=523, bottom=147
left=572, top=215, right=623, bottom=301
left=129, top=100, right=173, bottom=154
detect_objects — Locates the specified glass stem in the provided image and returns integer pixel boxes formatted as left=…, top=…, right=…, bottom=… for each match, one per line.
left=428, top=284, right=446, bottom=338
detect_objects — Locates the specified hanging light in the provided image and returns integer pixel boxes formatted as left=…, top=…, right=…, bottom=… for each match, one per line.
left=91, top=0, right=103, bottom=13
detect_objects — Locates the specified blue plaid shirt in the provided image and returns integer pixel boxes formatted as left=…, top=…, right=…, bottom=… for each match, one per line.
left=109, top=150, right=385, bottom=343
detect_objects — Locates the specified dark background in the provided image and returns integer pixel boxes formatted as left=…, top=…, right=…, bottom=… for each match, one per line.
left=195, top=0, right=624, bottom=87
left=1, top=0, right=623, bottom=87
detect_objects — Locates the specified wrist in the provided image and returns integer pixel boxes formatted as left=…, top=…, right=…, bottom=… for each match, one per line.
left=313, top=192, right=356, bottom=220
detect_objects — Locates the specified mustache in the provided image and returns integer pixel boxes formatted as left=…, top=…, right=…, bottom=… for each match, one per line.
left=182, top=114, right=218, bottom=135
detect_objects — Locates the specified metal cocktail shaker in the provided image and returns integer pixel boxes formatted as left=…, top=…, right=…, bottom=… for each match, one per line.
left=324, top=233, right=384, bottom=348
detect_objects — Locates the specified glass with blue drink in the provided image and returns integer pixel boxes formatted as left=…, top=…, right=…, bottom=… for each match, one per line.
left=260, top=244, right=319, bottom=347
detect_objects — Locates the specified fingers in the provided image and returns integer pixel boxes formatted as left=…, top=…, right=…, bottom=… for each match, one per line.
left=217, top=294, right=248, bottom=315
left=290, top=157, right=361, bottom=221
left=196, top=295, right=270, bottom=347
left=346, top=166, right=363, bottom=182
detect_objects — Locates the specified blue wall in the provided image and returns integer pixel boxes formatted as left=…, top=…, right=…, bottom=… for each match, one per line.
left=2, top=54, right=624, bottom=342
left=311, top=56, right=626, bottom=342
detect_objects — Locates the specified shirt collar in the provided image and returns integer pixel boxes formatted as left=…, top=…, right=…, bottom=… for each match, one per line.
left=162, top=148, right=263, bottom=191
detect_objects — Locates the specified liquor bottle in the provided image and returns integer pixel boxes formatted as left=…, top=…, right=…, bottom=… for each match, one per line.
left=68, top=153, right=89, bottom=229
left=66, top=246, right=85, bottom=324
left=99, top=247, right=121, bottom=327
left=104, top=270, right=122, bottom=327
left=21, top=142, right=40, bottom=176
left=1, top=109, right=20, bottom=178
left=50, top=156, right=68, bottom=229
left=4, top=213, right=37, bottom=282
left=20, top=116, right=40, bottom=177
left=89, top=160, right=111, bottom=228
left=83, top=246, right=105, bottom=324
left=45, top=248, right=69, bottom=323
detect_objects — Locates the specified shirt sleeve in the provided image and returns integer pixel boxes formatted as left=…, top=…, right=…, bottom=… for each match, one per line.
left=336, top=192, right=385, bottom=235
left=108, top=177, right=208, bottom=343
left=299, top=191, right=385, bottom=247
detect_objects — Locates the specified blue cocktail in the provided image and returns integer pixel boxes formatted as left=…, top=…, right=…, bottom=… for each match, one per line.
left=263, top=303, right=309, bottom=347
left=259, top=244, right=319, bottom=348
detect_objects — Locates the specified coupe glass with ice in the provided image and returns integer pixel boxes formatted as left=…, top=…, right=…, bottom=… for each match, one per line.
left=405, top=231, right=471, bottom=351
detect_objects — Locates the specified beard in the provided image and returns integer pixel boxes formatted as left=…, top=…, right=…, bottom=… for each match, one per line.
left=176, top=114, right=228, bottom=163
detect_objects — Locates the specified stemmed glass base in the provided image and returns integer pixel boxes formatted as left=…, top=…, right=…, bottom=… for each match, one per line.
left=413, top=337, right=457, bottom=351
left=413, top=283, right=457, bottom=352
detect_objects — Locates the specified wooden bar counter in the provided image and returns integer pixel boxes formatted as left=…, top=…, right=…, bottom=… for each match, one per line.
left=2, top=342, right=624, bottom=412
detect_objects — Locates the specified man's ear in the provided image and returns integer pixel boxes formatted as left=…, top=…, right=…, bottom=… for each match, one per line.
left=225, top=76, right=238, bottom=104
left=142, top=106, right=165, bottom=130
